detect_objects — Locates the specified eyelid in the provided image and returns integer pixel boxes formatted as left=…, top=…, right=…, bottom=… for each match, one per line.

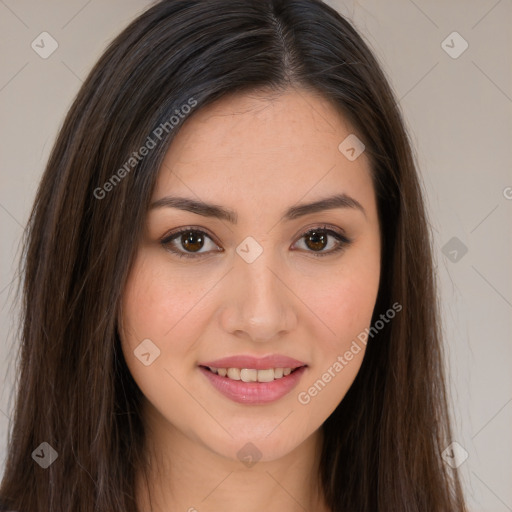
left=291, top=222, right=348, bottom=242
left=160, top=225, right=220, bottom=246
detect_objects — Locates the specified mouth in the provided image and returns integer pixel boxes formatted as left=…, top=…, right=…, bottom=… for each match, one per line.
left=198, top=363, right=308, bottom=404
left=200, top=365, right=305, bottom=382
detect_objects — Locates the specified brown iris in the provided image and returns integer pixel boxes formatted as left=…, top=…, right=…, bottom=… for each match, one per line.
left=181, top=231, right=204, bottom=252
left=304, top=230, right=327, bottom=251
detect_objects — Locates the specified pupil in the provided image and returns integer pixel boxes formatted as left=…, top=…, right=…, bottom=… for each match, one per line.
left=306, top=231, right=327, bottom=251
left=182, top=231, right=204, bottom=252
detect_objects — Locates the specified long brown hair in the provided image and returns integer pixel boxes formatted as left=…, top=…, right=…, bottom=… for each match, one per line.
left=0, top=0, right=467, bottom=510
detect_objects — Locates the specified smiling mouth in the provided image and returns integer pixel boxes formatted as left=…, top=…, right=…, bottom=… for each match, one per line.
left=200, top=365, right=305, bottom=382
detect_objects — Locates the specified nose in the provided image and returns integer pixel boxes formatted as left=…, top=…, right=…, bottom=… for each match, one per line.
left=219, top=249, right=298, bottom=343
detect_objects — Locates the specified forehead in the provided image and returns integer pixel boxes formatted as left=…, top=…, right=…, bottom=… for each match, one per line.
left=154, top=88, right=373, bottom=210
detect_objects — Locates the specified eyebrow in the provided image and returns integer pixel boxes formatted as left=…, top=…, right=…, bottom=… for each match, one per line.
left=149, top=193, right=366, bottom=223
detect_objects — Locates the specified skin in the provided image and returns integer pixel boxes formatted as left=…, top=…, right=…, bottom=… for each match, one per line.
left=118, top=86, right=381, bottom=512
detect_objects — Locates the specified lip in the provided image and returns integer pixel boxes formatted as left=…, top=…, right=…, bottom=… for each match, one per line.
left=199, top=365, right=307, bottom=404
left=200, top=354, right=307, bottom=370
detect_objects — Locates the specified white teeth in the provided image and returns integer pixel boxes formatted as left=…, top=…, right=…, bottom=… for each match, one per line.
left=240, top=369, right=257, bottom=382
left=256, top=369, right=275, bottom=383
left=207, top=367, right=298, bottom=381
left=227, top=368, right=241, bottom=380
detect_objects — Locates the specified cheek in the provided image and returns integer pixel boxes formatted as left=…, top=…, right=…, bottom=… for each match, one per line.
left=323, top=270, right=379, bottom=341
left=302, top=270, right=377, bottom=398
left=295, top=279, right=376, bottom=433
left=301, top=246, right=381, bottom=351
left=293, top=246, right=380, bottom=423
left=119, top=251, right=213, bottom=344
left=118, top=253, right=206, bottom=413
left=118, top=250, right=230, bottom=410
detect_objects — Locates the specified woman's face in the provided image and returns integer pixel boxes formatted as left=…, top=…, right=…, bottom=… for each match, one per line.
left=118, top=87, right=381, bottom=463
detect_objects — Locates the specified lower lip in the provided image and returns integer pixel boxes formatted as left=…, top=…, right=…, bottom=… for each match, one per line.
left=199, top=366, right=307, bottom=404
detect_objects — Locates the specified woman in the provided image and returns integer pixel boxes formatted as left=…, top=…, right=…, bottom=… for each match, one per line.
left=0, top=0, right=467, bottom=510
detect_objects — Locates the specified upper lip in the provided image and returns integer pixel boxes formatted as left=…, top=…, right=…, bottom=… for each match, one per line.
left=200, top=354, right=307, bottom=370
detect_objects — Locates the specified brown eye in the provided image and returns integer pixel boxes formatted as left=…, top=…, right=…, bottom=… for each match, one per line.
left=181, top=231, right=205, bottom=252
left=161, top=228, right=222, bottom=258
left=293, top=226, right=352, bottom=257
left=304, top=230, right=328, bottom=251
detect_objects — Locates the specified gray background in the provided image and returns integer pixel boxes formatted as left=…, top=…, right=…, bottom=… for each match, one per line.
left=0, top=1, right=511, bottom=510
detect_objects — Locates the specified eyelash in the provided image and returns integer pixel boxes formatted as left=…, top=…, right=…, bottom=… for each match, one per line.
left=160, top=224, right=352, bottom=259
